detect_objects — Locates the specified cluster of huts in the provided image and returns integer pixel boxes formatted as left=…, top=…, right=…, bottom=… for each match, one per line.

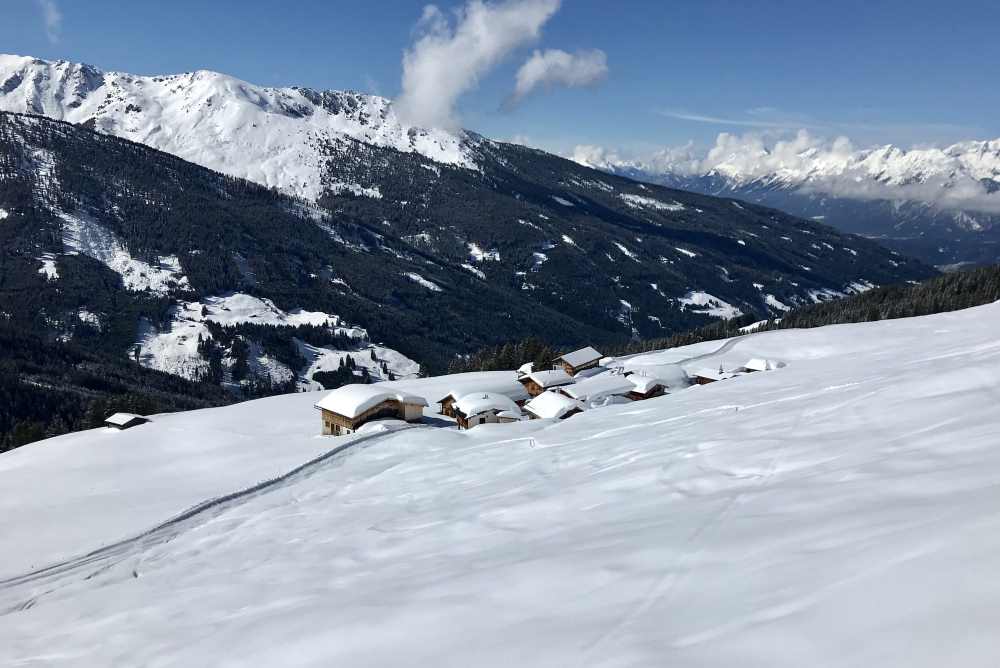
left=97, top=348, right=784, bottom=436
left=312, top=345, right=785, bottom=437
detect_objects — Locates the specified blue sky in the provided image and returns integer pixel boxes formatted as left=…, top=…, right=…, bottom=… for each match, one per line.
left=5, top=0, right=999, bottom=157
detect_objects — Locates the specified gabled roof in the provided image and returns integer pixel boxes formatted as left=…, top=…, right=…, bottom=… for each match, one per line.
left=437, top=382, right=529, bottom=405
left=524, top=391, right=585, bottom=420
left=690, top=368, right=741, bottom=382
left=516, top=361, right=535, bottom=376
left=316, top=385, right=427, bottom=419
left=104, top=412, right=148, bottom=427
left=561, top=373, right=633, bottom=402
left=628, top=375, right=666, bottom=394
left=521, top=369, right=574, bottom=389
left=453, top=392, right=521, bottom=417
left=555, top=346, right=603, bottom=368
left=625, top=363, right=690, bottom=388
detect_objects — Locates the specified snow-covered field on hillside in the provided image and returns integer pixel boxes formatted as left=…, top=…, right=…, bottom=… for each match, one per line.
left=4, top=304, right=1000, bottom=666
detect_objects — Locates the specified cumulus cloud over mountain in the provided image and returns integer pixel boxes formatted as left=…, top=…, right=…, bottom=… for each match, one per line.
left=395, top=0, right=561, bottom=129
left=508, top=48, right=608, bottom=106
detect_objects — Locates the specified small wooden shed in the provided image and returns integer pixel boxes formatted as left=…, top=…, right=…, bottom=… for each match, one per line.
left=518, top=369, right=575, bottom=397
left=452, top=392, right=523, bottom=430
left=104, top=413, right=149, bottom=430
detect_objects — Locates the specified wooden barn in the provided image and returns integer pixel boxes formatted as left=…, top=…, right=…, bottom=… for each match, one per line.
left=452, top=392, right=523, bottom=430
left=104, top=413, right=149, bottom=430
left=518, top=369, right=575, bottom=397
left=625, top=375, right=668, bottom=401
left=524, top=391, right=585, bottom=421
left=437, top=383, right=529, bottom=417
left=553, top=346, right=603, bottom=376
left=315, top=385, right=428, bottom=436
left=691, top=366, right=741, bottom=385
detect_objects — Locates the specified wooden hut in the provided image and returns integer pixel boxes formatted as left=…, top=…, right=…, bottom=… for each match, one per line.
left=518, top=369, right=575, bottom=397
left=625, top=375, right=668, bottom=401
left=691, top=367, right=741, bottom=385
left=452, top=392, right=523, bottom=430
left=553, top=346, right=603, bottom=376
left=104, top=413, right=149, bottom=430
left=315, top=385, right=428, bottom=436
left=524, top=391, right=585, bottom=421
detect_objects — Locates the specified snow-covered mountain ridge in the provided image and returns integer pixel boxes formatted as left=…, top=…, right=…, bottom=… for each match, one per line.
left=0, top=54, right=477, bottom=200
left=579, top=132, right=1000, bottom=200
left=3, top=302, right=1000, bottom=665
left=578, top=132, right=1000, bottom=267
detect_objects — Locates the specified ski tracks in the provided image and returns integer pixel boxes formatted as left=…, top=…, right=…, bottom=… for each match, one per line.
left=0, top=427, right=417, bottom=615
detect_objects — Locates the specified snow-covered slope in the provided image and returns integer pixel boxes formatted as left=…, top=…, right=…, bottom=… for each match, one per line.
left=0, top=54, right=476, bottom=200
left=4, top=303, right=1000, bottom=665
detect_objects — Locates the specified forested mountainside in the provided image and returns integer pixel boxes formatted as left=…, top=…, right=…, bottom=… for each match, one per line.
left=0, top=323, right=231, bottom=452
left=0, top=110, right=934, bottom=374
left=450, top=264, right=1000, bottom=371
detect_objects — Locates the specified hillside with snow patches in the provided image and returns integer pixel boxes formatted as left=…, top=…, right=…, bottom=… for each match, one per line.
left=580, top=136, right=1000, bottom=267
left=3, top=303, right=1000, bottom=665
left=0, top=56, right=935, bottom=383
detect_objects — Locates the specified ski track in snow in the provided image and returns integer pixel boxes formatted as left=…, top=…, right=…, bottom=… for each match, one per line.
left=0, top=427, right=416, bottom=612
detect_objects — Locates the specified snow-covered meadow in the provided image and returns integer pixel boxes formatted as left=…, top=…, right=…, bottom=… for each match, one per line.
left=3, top=303, right=1000, bottom=666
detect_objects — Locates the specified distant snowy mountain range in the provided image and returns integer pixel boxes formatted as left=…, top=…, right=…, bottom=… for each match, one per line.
left=574, top=132, right=1000, bottom=267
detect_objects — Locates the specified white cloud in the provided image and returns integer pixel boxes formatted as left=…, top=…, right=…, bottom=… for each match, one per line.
left=508, top=48, right=607, bottom=105
left=395, top=0, right=561, bottom=130
left=36, top=0, right=62, bottom=43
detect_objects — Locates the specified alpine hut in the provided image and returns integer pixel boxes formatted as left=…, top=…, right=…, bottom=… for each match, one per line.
left=436, top=380, right=530, bottom=417
left=315, top=385, right=428, bottom=436
left=104, top=413, right=149, bottom=430
left=553, top=346, right=603, bottom=376
left=690, top=366, right=741, bottom=385
left=524, top=391, right=585, bottom=421
left=518, top=369, right=575, bottom=397
left=452, top=392, right=523, bottom=429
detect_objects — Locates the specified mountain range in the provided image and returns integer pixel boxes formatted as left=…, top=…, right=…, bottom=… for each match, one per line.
left=576, top=135, right=1000, bottom=268
left=0, top=54, right=934, bottom=392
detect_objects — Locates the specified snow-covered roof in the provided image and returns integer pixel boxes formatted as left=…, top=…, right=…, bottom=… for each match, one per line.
left=453, top=392, right=521, bottom=418
left=438, top=383, right=529, bottom=405
left=629, top=375, right=666, bottom=394
left=741, top=358, right=786, bottom=372
left=562, top=373, right=634, bottom=402
left=556, top=346, right=603, bottom=368
left=522, top=369, right=575, bottom=389
left=104, top=413, right=148, bottom=427
left=573, top=367, right=606, bottom=380
left=691, top=368, right=741, bottom=382
left=496, top=410, right=525, bottom=420
left=626, top=363, right=691, bottom=388
left=524, top=391, right=585, bottom=420
left=516, top=361, right=534, bottom=376
left=315, top=385, right=427, bottom=419
left=599, top=357, right=623, bottom=369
